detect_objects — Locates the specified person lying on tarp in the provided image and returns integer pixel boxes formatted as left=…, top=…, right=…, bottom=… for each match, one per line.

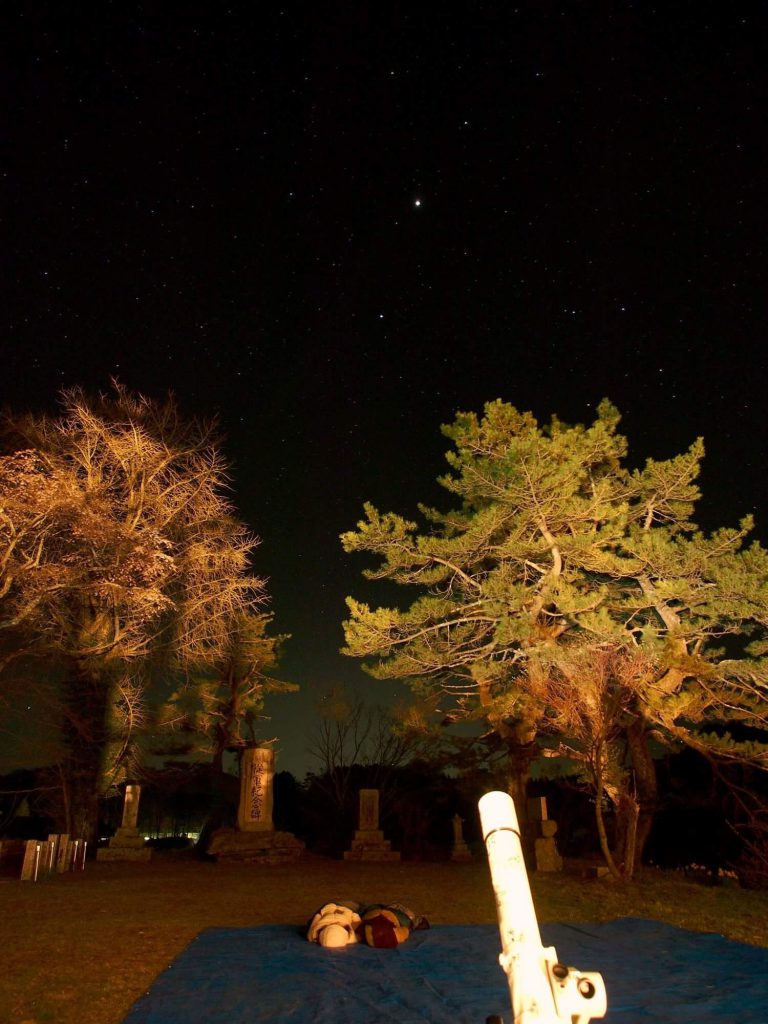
left=306, top=900, right=430, bottom=948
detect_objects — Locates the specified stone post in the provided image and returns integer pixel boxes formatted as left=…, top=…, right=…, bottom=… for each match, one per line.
left=122, top=784, right=141, bottom=828
left=237, top=746, right=275, bottom=832
left=343, top=787, right=400, bottom=861
left=527, top=796, right=563, bottom=872
left=359, top=788, right=379, bottom=831
left=450, top=813, right=472, bottom=861
left=97, top=782, right=151, bottom=861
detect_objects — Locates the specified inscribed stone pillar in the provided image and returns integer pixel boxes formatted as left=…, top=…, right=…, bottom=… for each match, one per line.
left=343, top=787, right=399, bottom=861
left=122, top=785, right=141, bottom=828
left=358, top=789, right=379, bottom=831
left=238, top=746, right=275, bottom=832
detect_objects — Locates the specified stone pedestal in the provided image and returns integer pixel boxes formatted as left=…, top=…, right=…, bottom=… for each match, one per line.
left=97, top=826, right=151, bottom=862
left=343, top=789, right=400, bottom=861
left=97, top=784, right=152, bottom=862
left=209, top=746, right=304, bottom=863
left=207, top=827, right=304, bottom=864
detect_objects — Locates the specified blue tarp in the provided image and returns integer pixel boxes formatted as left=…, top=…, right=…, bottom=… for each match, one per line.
left=123, top=919, right=768, bottom=1023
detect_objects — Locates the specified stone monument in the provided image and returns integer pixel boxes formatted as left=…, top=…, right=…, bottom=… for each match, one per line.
left=97, top=783, right=152, bottom=861
left=526, top=796, right=563, bottom=872
left=237, top=746, right=274, bottom=831
left=207, top=745, right=304, bottom=863
left=450, top=813, right=473, bottom=861
left=343, top=788, right=400, bottom=861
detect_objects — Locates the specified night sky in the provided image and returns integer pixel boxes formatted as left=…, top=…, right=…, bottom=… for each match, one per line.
left=3, top=4, right=766, bottom=777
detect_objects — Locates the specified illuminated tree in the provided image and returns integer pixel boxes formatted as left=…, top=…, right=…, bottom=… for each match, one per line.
left=342, top=399, right=768, bottom=876
left=0, top=384, right=268, bottom=838
left=160, top=610, right=296, bottom=774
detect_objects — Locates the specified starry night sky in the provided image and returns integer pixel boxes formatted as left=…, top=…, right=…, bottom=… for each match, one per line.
left=3, top=4, right=766, bottom=776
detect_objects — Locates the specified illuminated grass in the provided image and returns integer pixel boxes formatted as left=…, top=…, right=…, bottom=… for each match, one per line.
left=1, top=854, right=766, bottom=1024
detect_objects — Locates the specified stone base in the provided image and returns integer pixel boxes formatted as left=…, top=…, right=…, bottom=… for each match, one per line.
left=97, top=827, right=152, bottom=862
left=343, top=830, right=400, bottom=861
left=343, top=848, right=401, bottom=861
left=207, top=828, right=305, bottom=864
left=97, top=846, right=152, bottom=862
left=450, top=841, right=473, bottom=862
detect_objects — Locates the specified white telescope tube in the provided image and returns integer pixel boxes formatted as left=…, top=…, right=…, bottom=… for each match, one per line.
left=479, top=791, right=607, bottom=1024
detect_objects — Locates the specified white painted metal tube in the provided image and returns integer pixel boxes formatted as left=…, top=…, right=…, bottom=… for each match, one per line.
left=479, top=791, right=607, bottom=1024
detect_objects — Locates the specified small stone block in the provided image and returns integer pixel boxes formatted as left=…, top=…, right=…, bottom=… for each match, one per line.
left=585, top=864, right=610, bottom=878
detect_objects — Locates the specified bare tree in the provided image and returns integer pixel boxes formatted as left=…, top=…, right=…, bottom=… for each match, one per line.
left=0, top=383, right=267, bottom=838
left=306, top=687, right=423, bottom=815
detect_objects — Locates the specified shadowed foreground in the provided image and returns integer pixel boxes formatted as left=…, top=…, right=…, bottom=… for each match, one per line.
left=2, top=853, right=767, bottom=1024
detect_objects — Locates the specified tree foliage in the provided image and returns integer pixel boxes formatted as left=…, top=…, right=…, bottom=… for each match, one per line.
left=342, top=398, right=768, bottom=876
left=159, top=610, right=296, bottom=772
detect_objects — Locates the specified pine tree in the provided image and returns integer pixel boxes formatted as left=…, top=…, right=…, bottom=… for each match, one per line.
left=342, top=399, right=768, bottom=876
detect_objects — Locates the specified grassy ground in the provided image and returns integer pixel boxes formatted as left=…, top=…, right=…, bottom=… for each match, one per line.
left=1, top=852, right=767, bottom=1024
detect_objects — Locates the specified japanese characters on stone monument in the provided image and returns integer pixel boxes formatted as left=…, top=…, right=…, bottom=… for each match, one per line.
left=237, top=746, right=274, bottom=832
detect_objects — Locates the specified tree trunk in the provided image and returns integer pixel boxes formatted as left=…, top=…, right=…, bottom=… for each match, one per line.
left=593, top=773, right=622, bottom=880
left=504, top=735, right=538, bottom=866
left=625, top=716, right=658, bottom=872
left=613, top=790, right=640, bottom=879
left=60, top=663, right=114, bottom=844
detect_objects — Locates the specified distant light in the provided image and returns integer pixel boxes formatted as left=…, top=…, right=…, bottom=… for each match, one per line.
left=414, top=199, right=422, bottom=207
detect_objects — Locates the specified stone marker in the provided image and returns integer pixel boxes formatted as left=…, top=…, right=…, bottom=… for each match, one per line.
left=122, top=784, right=141, bottom=828
left=47, top=834, right=62, bottom=871
left=37, top=840, right=54, bottom=875
left=20, top=840, right=41, bottom=881
left=208, top=745, right=304, bottom=864
left=359, top=788, right=379, bottom=830
left=527, top=796, right=563, bottom=872
left=70, top=838, right=88, bottom=870
left=450, top=813, right=473, bottom=861
left=97, top=783, right=152, bottom=861
left=55, top=836, right=74, bottom=872
left=344, top=788, right=400, bottom=861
